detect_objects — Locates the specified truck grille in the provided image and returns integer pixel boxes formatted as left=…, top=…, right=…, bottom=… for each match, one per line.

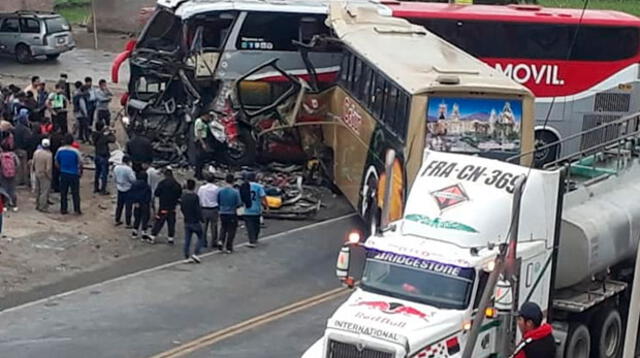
left=594, top=93, right=630, bottom=112
left=580, top=114, right=622, bottom=153
left=328, top=340, right=393, bottom=358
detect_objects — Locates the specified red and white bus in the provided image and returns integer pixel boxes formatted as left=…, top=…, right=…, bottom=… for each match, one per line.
left=390, top=2, right=640, bottom=162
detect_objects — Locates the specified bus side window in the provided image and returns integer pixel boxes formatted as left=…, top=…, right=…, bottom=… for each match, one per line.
left=384, top=86, right=399, bottom=133
left=396, top=91, right=409, bottom=139
left=358, top=65, right=374, bottom=105
left=351, top=57, right=363, bottom=94
left=339, top=53, right=351, bottom=84
left=372, top=74, right=386, bottom=119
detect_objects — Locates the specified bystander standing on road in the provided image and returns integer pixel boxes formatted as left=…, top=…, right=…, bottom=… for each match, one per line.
left=95, top=79, right=113, bottom=128
left=114, top=155, right=136, bottom=227
left=240, top=172, right=268, bottom=248
left=145, top=163, right=163, bottom=214
left=217, top=173, right=241, bottom=254
left=32, top=138, right=52, bottom=212
left=0, top=141, right=19, bottom=211
left=130, top=171, right=152, bottom=240
left=84, top=77, right=97, bottom=129
left=49, top=126, right=64, bottom=193
left=181, top=179, right=204, bottom=263
left=13, top=109, right=32, bottom=187
left=197, top=173, right=219, bottom=249
left=35, top=82, right=48, bottom=122
left=72, top=82, right=90, bottom=143
left=194, top=112, right=213, bottom=180
left=148, top=167, right=182, bottom=245
left=47, top=83, right=69, bottom=133
left=55, top=134, right=82, bottom=215
left=23, top=76, right=40, bottom=96
left=126, top=125, right=153, bottom=172
left=92, top=121, right=115, bottom=195
left=511, top=302, right=556, bottom=358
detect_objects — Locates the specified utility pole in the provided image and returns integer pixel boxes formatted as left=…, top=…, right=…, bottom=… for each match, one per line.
left=91, top=0, right=98, bottom=49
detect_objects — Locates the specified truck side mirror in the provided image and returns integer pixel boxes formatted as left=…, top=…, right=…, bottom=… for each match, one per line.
left=336, top=245, right=354, bottom=288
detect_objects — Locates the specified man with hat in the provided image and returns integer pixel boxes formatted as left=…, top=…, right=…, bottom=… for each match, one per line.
left=510, top=302, right=556, bottom=358
left=32, top=138, right=52, bottom=212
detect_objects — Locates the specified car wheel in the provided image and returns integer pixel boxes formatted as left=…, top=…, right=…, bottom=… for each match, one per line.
left=46, top=54, right=60, bottom=61
left=15, top=44, right=33, bottom=64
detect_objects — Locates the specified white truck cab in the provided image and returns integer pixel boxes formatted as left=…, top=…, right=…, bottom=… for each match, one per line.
left=303, top=149, right=563, bottom=358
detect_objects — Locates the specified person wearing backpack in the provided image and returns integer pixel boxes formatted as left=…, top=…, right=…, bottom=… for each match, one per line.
left=0, top=141, right=19, bottom=211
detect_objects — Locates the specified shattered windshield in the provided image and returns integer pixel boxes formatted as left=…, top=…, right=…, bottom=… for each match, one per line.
left=361, top=251, right=475, bottom=310
left=138, top=10, right=182, bottom=51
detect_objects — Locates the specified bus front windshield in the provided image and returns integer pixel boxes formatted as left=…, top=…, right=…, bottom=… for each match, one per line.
left=361, top=251, right=475, bottom=310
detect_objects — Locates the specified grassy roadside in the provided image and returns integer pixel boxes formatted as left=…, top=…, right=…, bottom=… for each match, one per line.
left=54, top=0, right=90, bottom=25
left=539, top=0, right=640, bottom=16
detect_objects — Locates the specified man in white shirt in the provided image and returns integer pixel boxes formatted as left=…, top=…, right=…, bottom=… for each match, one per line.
left=197, top=173, right=220, bottom=249
left=145, top=163, right=163, bottom=214
left=114, top=155, right=136, bottom=227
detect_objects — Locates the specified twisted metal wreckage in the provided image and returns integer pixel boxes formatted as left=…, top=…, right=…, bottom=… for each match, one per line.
left=118, top=31, right=339, bottom=219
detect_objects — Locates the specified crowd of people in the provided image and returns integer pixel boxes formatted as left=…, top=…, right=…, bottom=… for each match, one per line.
left=0, top=74, right=270, bottom=264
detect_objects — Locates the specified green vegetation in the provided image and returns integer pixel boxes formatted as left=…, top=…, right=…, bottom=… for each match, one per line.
left=539, top=0, right=640, bottom=16
left=54, top=0, right=90, bottom=25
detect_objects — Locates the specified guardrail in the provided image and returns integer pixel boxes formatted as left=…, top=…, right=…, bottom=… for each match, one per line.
left=509, top=112, right=640, bottom=172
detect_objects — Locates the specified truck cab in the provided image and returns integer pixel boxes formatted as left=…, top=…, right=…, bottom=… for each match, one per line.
left=303, top=149, right=563, bottom=358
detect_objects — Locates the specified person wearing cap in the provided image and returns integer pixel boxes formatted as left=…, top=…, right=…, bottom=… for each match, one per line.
left=510, top=302, right=556, bottom=358
left=32, top=138, right=53, bottom=212
left=193, top=111, right=213, bottom=180
left=148, top=167, right=182, bottom=245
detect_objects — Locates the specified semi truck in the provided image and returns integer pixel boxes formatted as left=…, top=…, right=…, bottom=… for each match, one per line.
left=302, top=113, right=640, bottom=358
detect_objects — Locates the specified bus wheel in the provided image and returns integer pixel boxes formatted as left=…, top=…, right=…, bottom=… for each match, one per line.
left=534, top=130, right=559, bottom=166
left=591, top=308, right=622, bottom=358
left=565, top=323, right=591, bottom=358
left=363, top=175, right=380, bottom=237
left=224, top=126, right=256, bottom=166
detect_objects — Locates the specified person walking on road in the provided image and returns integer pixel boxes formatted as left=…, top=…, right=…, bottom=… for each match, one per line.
left=114, top=155, right=136, bottom=227
left=130, top=171, right=152, bottom=240
left=217, top=173, right=241, bottom=253
left=32, top=138, right=52, bottom=212
left=92, top=121, right=115, bottom=194
left=55, top=134, right=82, bottom=215
left=181, top=179, right=204, bottom=263
left=197, top=173, right=219, bottom=249
left=510, top=302, right=556, bottom=358
left=148, top=167, right=182, bottom=245
left=240, top=172, right=267, bottom=248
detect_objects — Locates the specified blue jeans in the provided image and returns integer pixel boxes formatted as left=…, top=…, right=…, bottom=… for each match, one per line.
left=94, top=156, right=109, bottom=192
left=184, top=222, right=204, bottom=259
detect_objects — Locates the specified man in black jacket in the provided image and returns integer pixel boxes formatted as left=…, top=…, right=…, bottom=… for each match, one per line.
left=147, top=167, right=182, bottom=245
left=181, top=179, right=204, bottom=263
left=510, top=302, right=556, bottom=358
left=92, top=121, right=115, bottom=194
left=125, top=125, right=153, bottom=172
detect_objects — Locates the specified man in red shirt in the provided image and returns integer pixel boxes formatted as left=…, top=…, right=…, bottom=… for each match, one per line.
left=511, top=302, right=556, bottom=358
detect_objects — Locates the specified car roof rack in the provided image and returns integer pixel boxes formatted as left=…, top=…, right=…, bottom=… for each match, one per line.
left=13, top=10, right=58, bottom=16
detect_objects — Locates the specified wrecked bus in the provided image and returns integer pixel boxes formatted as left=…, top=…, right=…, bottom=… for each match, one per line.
left=111, top=0, right=389, bottom=164
left=232, top=3, right=535, bottom=232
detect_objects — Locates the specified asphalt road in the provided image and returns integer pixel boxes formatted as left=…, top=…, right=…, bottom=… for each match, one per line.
left=0, top=214, right=362, bottom=358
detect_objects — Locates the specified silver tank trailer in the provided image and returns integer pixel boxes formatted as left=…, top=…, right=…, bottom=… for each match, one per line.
left=555, top=164, right=640, bottom=289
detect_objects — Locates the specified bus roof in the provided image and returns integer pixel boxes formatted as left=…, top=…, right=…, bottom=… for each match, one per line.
left=328, top=3, right=531, bottom=97
left=390, top=2, right=640, bottom=27
left=161, top=0, right=391, bottom=19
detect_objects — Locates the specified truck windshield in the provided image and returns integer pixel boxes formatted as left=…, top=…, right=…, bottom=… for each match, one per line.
left=138, top=10, right=182, bottom=51
left=361, top=251, right=475, bottom=310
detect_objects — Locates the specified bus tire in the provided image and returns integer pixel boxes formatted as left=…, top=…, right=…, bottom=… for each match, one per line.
left=591, top=308, right=622, bottom=358
left=534, top=130, right=559, bottom=166
left=363, top=175, right=380, bottom=236
left=224, top=126, right=256, bottom=166
left=565, top=323, right=591, bottom=358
